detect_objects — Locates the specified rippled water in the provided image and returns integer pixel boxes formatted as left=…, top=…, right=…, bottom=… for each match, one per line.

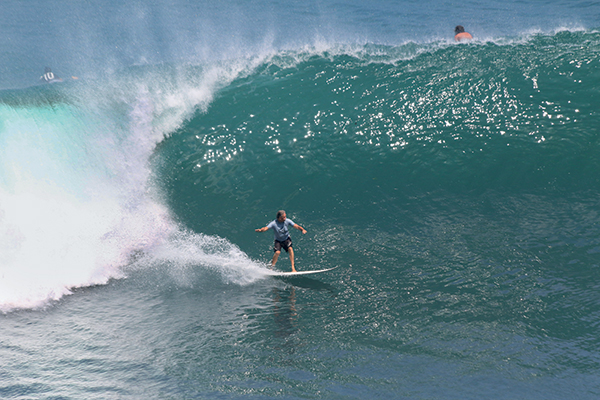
left=2, top=1, right=600, bottom=399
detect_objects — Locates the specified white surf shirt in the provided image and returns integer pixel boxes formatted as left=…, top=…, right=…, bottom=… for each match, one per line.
left=267, top=219, right=295, bottom=242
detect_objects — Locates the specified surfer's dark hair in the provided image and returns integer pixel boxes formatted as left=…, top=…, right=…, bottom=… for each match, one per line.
left=276, top=210, right=286, bottom=219
left=455, top=25, right=465, bottom=34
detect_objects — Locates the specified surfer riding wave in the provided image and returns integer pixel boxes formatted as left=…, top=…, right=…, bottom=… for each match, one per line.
left=255, top=210, right=307, bottom=272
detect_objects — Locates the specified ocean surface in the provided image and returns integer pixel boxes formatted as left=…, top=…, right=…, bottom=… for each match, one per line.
left=2, top=1, right=600, bottom=398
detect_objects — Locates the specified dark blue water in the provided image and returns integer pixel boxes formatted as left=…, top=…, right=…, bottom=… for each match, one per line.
left=2, top=1, right=600, bottom=399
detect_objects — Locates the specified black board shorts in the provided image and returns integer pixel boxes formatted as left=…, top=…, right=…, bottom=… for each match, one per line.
left=274, top=237, right=292, bottom=253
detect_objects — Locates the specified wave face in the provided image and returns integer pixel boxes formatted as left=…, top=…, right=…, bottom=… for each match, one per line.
left=157, top=31, right=600, bottom=236
left=2, top=31, right=600, bottom=311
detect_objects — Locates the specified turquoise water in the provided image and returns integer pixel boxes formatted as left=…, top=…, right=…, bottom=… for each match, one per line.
left=2, top=1, right=600, bottom=399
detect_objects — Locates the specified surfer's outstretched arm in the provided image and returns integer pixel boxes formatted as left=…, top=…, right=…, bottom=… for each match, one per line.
left=293, top=224, right=307, bottom=234
left=255, top=226, right=269, bottom=232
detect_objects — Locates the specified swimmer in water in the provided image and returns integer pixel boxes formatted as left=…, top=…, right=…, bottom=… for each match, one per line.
left=454, top=25, right=473, bottom=42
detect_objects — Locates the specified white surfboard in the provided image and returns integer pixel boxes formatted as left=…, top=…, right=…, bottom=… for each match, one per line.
left=264, top=266, right=340, bottom=277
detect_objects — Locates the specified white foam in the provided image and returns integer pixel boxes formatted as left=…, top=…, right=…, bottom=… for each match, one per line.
left=0, top=59, right=272, bottom=312
left=132, top=229, right=272, bottom=287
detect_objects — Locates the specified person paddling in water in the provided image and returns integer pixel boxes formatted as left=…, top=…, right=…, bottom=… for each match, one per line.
left=255, top=210, right=307, bottom=272
left=454, top=25, right=473, bottom=41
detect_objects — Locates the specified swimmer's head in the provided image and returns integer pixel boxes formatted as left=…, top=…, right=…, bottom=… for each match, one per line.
left=455, top=25, right=465, bottom=35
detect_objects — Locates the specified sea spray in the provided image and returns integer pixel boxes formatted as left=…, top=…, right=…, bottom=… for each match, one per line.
left=0, top=60, right=271, bottom=312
